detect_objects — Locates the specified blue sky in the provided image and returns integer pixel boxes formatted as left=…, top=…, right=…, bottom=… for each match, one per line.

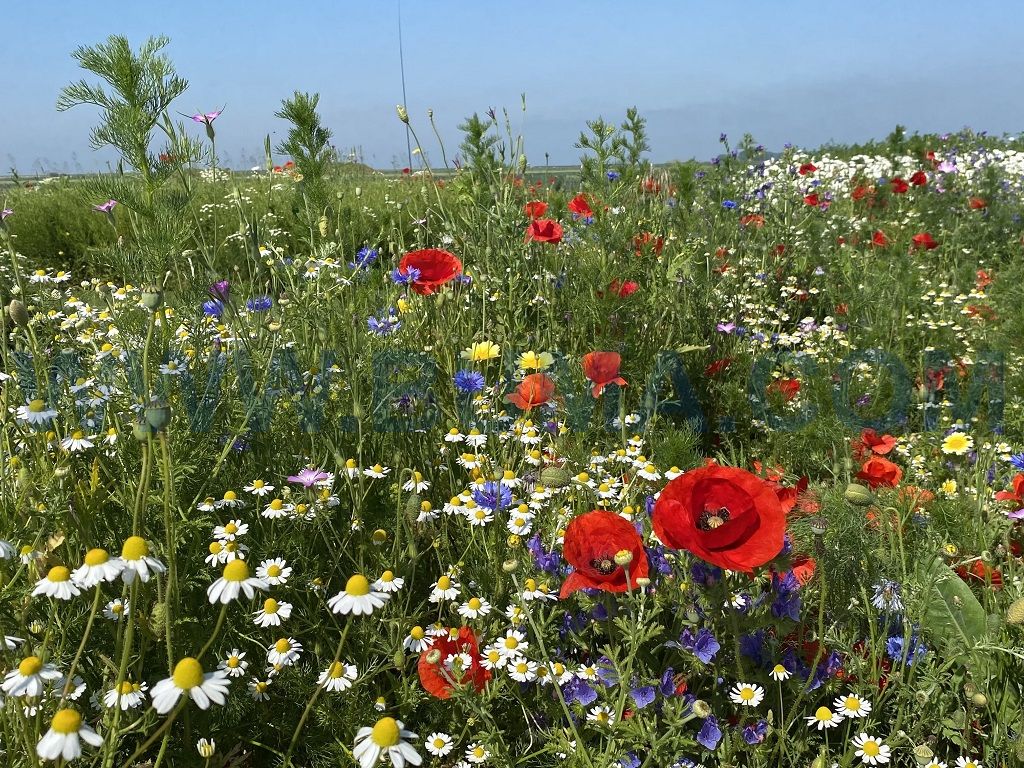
left=4, top=1, right=1023, bottom=172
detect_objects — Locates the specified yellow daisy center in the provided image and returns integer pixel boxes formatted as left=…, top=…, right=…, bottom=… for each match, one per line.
left=84, top=548, right=109, bottom=566
left=740, top=687, right=755, bottom=701
left=222, top=560, right=250, bottom=582
left=345, top=574, right=370, bottom=596
left=28, top=399, right=46, bottom=413
left=862, top=741, right=880, bottom=757
left=118, top=680, right=136, bottom=694
left=18, top=656, right=43, bottom=676
left=504, top=637, right=519, bottom=650
left=269, top=499, right=284, bottom=510
left=371, top=717, right=401, bottom=747
left=274, top=638, right=291, bottom=653
left=328, top=661, right=346, bottom=678
left=379, top=570, right=394, bottom=583
left=209, top=541, right=223, bottom=554
left=224, top=523, right=238, bottom=534
left=47, top=566, right=71, bottom=582
left=71, top=430, right=85, bottom=440
left=50, top=709, right=82, bottom=734
left=467, top=598, right=482, bottom=611
left=845, top=696, right=861, bottom=711
left=172, top=658, right=204, bottom=690
left=410, top=626, right=425, bottom=640
left=814, top=706, right=834, bottom=722
left=773, top=664, right=787, bottom=675
left=435, top=575, right=452, bottom=591
left=267, top=564, right=282, bottom=578
left=263, top=598, right=279, bottom=614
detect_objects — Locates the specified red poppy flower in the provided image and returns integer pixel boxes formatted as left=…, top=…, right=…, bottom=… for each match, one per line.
left=871, top=230, right=889, bottom=247
left=911, top=232, right=939, bottom=250
left=798, top=162, right=817, bottom=175
left=995, top=473, right=1024, bottom=507
left=767, top=378, right=800, bottom=402
left=523, top=200, right=548, bottom=219
left=851, top=184, right=873, bottom=201
left=704, top=357, right=733, bottom=377
left=803, top=193, right=820, bottom=206
left=909, top=170, right=928, bottom=186
left=956, top=560, right=1003, bottom=590
left=652, top=465, right=791, bottom=573
left=975, top=269, right=993, bottom=289
left=608, top=279, right=638, bottom=298
left=560, top=510, right=649, bottom=598
left=835, top=303, right=848, bottom=315
left=505, top=373, right=555, bottom=411
left=740, top=214, right=765, bottom=228
left=633, top=231, right=664, bottom=256
left=791, top=554, right=816, bottom=585
left=283, top=160, right=295, bottom=169
left=890, top=177, right=909, bottom=194
left=969, top=197, right=987, bottom=210
left=898, top=485, right=934, bottom=510
left=856, top=456, right=902, bottom=489
left=398, top=248, right=463, bottom=296
left=567, top=194, right=594, bottom=219
left=418, top=627, right=492, bottom=698
left=582, top=351, right=627, bottom=398
left=526, top=219, right=563, bottom=244
left=852, top=428, right=897, bottom=459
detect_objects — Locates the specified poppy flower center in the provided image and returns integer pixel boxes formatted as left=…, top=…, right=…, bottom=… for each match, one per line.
left=697, top=506, right=731, bottom=531
left=590, top=557, right=617, bottom=575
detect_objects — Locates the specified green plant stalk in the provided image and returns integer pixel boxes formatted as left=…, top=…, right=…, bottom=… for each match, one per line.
left=59, top=585, right=103, bottom=702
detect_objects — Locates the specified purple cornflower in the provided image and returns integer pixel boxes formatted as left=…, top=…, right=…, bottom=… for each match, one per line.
left=527, top=533, right=561, bottom=574
left=209, top=280, right=230, bottom=301
left=348, top=247, right=379, bottom=271
left=92, top=199, right=117, bottom=213
left=696, top=715, right=722, bottom=750
left=287, top=468, right=333, bottom=487
left=367, top=309, right=401, bottom=336
left=562, top=677, right=597, bottom=706
left=390, top=266, right=421, bottom=285
left=245, top=295, right=272, bottom=312
left=1008, top=452, right=1024, bottom=471
left=453, top=369, right=485, bottom=394
left=742, top=720, right=769, bottom=745
left=721, top=199, right=737, bottom=209
left=676, top=628, right=720, bottom=664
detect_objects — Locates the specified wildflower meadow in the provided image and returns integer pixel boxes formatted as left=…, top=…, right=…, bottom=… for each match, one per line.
left=3, top=34, right=1024, bottom=768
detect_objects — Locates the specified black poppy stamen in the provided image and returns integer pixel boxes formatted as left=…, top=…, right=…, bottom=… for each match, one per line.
left=590, top=557, right=617, bottom=574
left=697, top=506, right=731, bottom=531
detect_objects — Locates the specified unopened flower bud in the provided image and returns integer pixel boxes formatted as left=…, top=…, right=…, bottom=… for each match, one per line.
left=396, top=105, right=409, bottom=124
left=7, top=299, right=28, bottom=327
left=912, top=744, right=933, bottom=766
left=196, top=738, right=216, bottom=758
left=502, top=559, right=519, bottom=573
left=614, top=549, right=634, bottom=567
left=970, top=692, right=988, bottom=707
left=692, top=699, right=712, bottom=719
left=844, top=482, right=875, bottom=507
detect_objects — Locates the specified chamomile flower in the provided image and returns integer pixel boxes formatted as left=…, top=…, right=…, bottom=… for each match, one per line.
left=218, top=650, right=249, bottom=678
left=480, top=646, right=507, bottom=671
left=249, top=678, right=272, bottom=701
left=587, top=705, right=615, bottom=726
left=806, top=705, right=843, bottom=730
left=151, top=658, right=231, bottom=713
left=244, top=479, right=274, bottom=496
left=60, top=431, right=95, bottom=453
left=424, top=732, right=453, bottom=757
left=262, top=498, right=294, bottom=519
left=403, top=471, right=431, bottom=492
left=923, top=762, right=947, bottom=768
left=318, top=661, right=358, bottom=692
left=36, top=709, right=103, bottom=761
left=266, top=637, right=303, bottom=667
left=213, top=518, right=248, bottom=541
left=835, top=693, right=872, bottom=718
left=33, top=565, right=81, bottom=600
left=508, top=658, right=538, bottom=682
left=954, top=758, right=982, bottom=768
left=729, top=682, right=765, bottom=707
left=207, top=560, right=268, bottom=604
left=214, top=491, right=244, bottom=509
left=353, top=717, right=422, bottom=768
left=498, top=629, right=529, bottom=658
left=373, top=570, right=404, bottom=593
left=17, top=399, right=58, bottom=427
left=444, top=428, right=465, bottom=443
left=120, top=536, right=166, bottom=583
left=428, top=574, right=461, bottom=603
left=770, top=663, right=792, bottom=681
left=197, top=738, right=216, bottom=758
left=327, top=574, right=390, bottom=616
left=103, top=680, right=148, bottom=710
left=256, top=558, right=291, bottom=585
left=465, top=742, right=491, bottom=763
left=851, top=733, right=891, bottom=765
left=458, top=597, right=492, bottom=619
left=364, top=463, right=390, bottom=479
left=2, top=656, right=63, bottom=697
left=403, top=626, right=431, bottom=653
left=254, top=598, right=292, bottom=627
left=103, top=598, right=129, bottom=621
left=72, top=548, right=125, bottom=587
left=637, top=463, right=661, bottom=481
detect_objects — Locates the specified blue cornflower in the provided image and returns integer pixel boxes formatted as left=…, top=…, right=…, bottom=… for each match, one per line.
left=245, top=295, right=272, bottom=312
left=722, top=199, right=737, bottom=209
left=886, top=634, right=927, bottom=665
left=202, top=299, right=224, bottom=318
left=1009, top=453, right=1024, bottom=471
left=696, top=715, right=722, bottom=750
left=606, top=171, right=621, bottom=182
left=367, top=309, right=401, bottom=336
left=472, top=481, right=512, bottom=512
left=617, top=753, right=640, bottom=768
left=348, top=246, right=379, bottom=271
left=742, top=720, right=769, bottom=745
left=453, top=369, right=485, bottom=394
left=390, top=266, right=421, bottom=285
left=527, top=533, right=561, bottom=574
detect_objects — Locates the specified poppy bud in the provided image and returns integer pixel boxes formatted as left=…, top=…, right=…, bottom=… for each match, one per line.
left=502, top=559, right=519, bottom=573
left=371, top=529, right=388, bottom=545
left=844, top=483, right=875, bottom=506
left=132, top=421, right=153, bottom=442
left=912, top=745, right=933, bottom=766
left=635, top=577, right=651, bottom=587
left=971, top=692, right=987, bottom=707
left=692, top=699, right=712, bottom=718
left=614, top=549, right=634, bottom=566
left=425, top=649, right=442, bottom=665
left=539, top=466, right=571, bottom=488
left=396, top=104, right=409, bottom=124
left=8, top=299, right=28, bottom=327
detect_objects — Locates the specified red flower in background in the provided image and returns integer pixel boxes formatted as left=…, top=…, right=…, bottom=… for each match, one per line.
left=767, top=378, right=800, bottom=402
left=633, top=232, right=665, bottom=256
left=856, top=457, right=903, bottom=489
left=803, top=193, right=820, bottom=206
left=505, top=373, right=555, bottom=411
left=559, top=510, right=649, bottom=598
left=852, top=428, right=897, bottom=459
left=652, top=465, right=792, bottom=573
left=582, top=351, right=627, bottom=398
left=567, top=194, right=594, bottom=219
left=912, top=232, right=939, bottom=250
left=852, top=184, right=874, bottom=201
left=418, top=627, right=491, bottom=698
left=398, top=248, right=463, bottom=295
left=871, top=230, right=889, bottom=247
left=890, top=177, right=909, bottom=194
left=791, top=554, right=817, bottom=585
left=995, top=473, right=1024, bottom=508
left=740, top=214, right=765, bottom=228
left=956, top=560, right=1003, bottom=590
left=704, top=357, right=733, bottom=377
left=798, top=162, right=817, bottom=175
left=909, top=170, right=928, bottom=186
left=608, top=279, right=638, bottom=298
left=523, top=200, right=548, bottom=219
left=975, top=269, right=993, bottom=289
left=526, top=219, right=563, bottom=244
left=969, top=197, right=987, bottom=210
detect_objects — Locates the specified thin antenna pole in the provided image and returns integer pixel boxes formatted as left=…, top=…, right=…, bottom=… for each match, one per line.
left=398, top=0, right=413, bottom=170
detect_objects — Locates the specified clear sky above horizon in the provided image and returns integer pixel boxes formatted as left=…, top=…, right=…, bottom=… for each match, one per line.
left=4, top=1, right=1023, bottom=173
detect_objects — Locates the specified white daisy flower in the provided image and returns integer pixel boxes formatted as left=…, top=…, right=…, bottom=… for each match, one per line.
left=954, top=758, right=982, bottom=768
left=2, top=656, right=63, bottom=697
left=587, top=705, right=615, bottom=726
left=479, top=646, right=508, bottom=671
left=465, top=741, right=491, bottom=763
left=103, top=598, right=129, bottom=621
left=36, top=709, right=102, bottom=761
left=834, top=693, right=872, bottom=718
left=353, top=717, right=421, bottom=768
left=207, top=560, right=268, bottom=604
left=32, top=565, right=81, bottom=600
left=770, top=663, right=792, bottom=681
left=729, top=682, right=765, bottom=707
left=60, top=430, right=96, bottom=453
left=244, top=479, right=274, bottom=496
left=444, top=428, right=465, bottom=443
left=218, top=650, right=249, bottom=678
left=253, top=598, right=292, bottom=627
left=497, top=629, right=529, bottom=658
left=261, top=498, right=294, bottom=519
left=508, top=658, right=538, bottom=682
left=249, top=678, right=271, bottom=701
left=197, top=738, right=216, bottom=757
left=327, top=574, right=390, bottom=616
left=424, top=732, right=453, bottom=757
left=151, top=658, right=231, bottom=714
left=256, top=558, right=291, bottom=585
left=17, top=399, right=59, bottom=427
left=457, top=597, right=492, bottom=619
left=806, top=705, right=843, bottom=730
left=372, top=570, right=404, bottom=593
left=266, top=637, right=303, bottom=667
left=212, top=518, right=248, bottom=540
left=363, top=463, right=390, bottom=479
left=402, top=471, right=431, bottom=492
left=428, top=574, right=460, bottom=604
left=318, top=661, right=358, bottom=692
left=852, top=733, right=891, bottom=765
left=403, top=626, right=431, bottom=653
left=72, top=548, right=125, bottom=588
left=102, top=680, right=147, bottom=710
left=120, top=536, right=166, bottom=583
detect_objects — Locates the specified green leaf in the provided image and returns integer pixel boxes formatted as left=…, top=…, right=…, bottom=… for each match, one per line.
left=918, top=556, right=988, bottom=654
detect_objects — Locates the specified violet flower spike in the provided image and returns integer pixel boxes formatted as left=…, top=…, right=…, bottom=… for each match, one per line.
left=0, top=208, right=12, bottom=220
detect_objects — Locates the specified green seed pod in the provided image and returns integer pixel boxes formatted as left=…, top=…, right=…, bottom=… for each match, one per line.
left=844, top=482, right=875, bottom=507
left=139, top=284, right=163, bottom=311
left=145, top=402, right=171, bottom=432
left=912, top=744, right=934, bottom=766
left=502, top=559, right=519, bottom=573
left=539, top=466, right=571, bottom=488
left=132, top=421, right=153, bottom=442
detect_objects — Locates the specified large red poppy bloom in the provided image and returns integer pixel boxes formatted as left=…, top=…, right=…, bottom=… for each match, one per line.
left=560, top=510, right=649, bottom=598
left=890, top=177, right=909, bottom=194
left=418, top=626, right=491, bottom=699
left=856, top=456, right=903, bottom=489
left=996, top=473, right=1024, bottom=507
left=523, top=200, right=548, bottom=219
left=567, top=194, right=594, bottom=219
left=398, top=248, right=463, bottom=295
left=852, top=428, right=897, bottom=459
left=582, top=351, right=627, bottom=398
left=505, top=373, right=555, bottom=411
left=911, top=232, right=939, bottom=250
left=525, top=219, right=563, bottom=244
left=652, top=465, right=790, bottom=573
